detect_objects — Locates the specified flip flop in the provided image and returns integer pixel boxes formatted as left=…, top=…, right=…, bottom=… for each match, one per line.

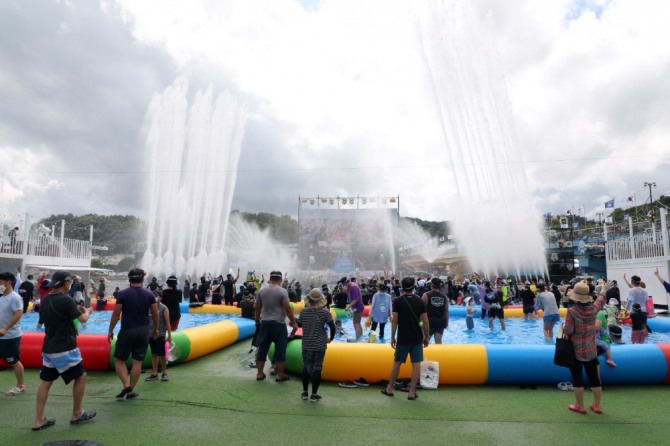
left=5, top=386, right=25, bottom=396
left=568, top=404, right=587, bottom=414
left=116, top=386, right=132, bottom=399
left=589, top=403, right=603, bottom=414
left=256, top=373, right=267, bottom=381
left=381, top=389, right=394, bottom=397
left=275, top=375, right=290, bottom=383
left=70, top=410, right=97, bottom=425
left=407, top=393, right=419, bottom=400
left=32, top=418, right=56, bottom=431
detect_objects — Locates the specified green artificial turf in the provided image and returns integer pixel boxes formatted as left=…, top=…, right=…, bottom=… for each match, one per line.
left=2, top=341, right=669, bottom=446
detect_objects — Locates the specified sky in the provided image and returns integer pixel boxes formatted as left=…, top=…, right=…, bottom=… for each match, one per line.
left=1, top=0, right=669, bottom=229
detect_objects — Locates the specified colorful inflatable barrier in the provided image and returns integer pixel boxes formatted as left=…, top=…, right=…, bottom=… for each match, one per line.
left=4, top=315, right=256, bottom=370
left=281, top=316, right=670, bottom=385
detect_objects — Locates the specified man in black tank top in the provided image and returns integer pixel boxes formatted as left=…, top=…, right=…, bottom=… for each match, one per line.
left=422, top=278, right=449, bottom=344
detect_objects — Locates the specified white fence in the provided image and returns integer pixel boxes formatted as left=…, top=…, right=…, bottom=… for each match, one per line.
left=25, top=234, right=91, bottom=259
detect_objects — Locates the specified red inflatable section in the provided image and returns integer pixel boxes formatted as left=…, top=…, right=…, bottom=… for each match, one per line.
left=0, top=332, right=111, bottom=371
left=656, top=343, right=670, bottom=384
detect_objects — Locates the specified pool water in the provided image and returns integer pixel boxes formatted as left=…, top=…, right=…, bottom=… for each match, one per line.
left=20, top=311, right=236, bottom=335
left=334, top=315, right=670, bottom=346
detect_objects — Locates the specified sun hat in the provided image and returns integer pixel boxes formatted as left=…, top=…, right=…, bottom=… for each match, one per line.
left=307, top=288, right=327, bottom=308
left=464, top=296, right=473, bottom=304
left=608, top=298, right=619, bottom=306
left=567, top=281, right=592, bottom=303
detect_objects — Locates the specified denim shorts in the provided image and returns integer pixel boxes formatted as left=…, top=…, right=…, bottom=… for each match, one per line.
left=543, top=313, right=560, bottom=323
left=394, top=343, right=423, bottom=364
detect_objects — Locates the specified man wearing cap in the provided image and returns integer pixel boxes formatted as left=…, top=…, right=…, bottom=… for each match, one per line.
left=162, top=276, right=182, bottom=330
left=254, top=271, right=298, bottom=382
left=108, top=268, right=159, bottom=400
left=625, top=275, right=649, bottom=315
left=0, top=272, right=26, bottom=397
left=33, top=270, right=95, bottom=430
left=381, top=277, right=430, bottom=400
left=422, top=278, right=449, bottom=344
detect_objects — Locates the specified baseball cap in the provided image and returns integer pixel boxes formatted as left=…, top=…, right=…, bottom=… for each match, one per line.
left=50, top=270, right=72, bottom=288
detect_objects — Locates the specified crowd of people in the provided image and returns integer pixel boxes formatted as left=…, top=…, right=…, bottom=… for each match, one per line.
left=1, top=266, right=669, bottom=428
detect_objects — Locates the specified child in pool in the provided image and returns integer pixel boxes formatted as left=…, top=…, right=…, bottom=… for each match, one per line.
left=630, top=303, right=647, bottom=344
left=605, top=298, right=619, bottom=327
left=465, top=296, right=476, bottom=330
left=335, top=319, right=346, bottom=336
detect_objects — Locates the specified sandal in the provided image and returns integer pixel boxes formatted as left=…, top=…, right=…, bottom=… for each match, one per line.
left=70, top=410, right=97, bottom=424
left=275, top=375, right=290, bottom=383
left=381, top=388, right=394, bottom=397
left=32, top=418, right=56, bottom=431
left=126, top=392, right=140, bottom=399
left=5, top=386, right=25, bottom=396
left=568, top=404, right=587, bottom=414
left=407, top=393, right=419, bottom=400
left=116, top=386, right=132, bottom=399
left=589, top=403, right=603, bottom=414
left=256, top=373, right=266, bottom=381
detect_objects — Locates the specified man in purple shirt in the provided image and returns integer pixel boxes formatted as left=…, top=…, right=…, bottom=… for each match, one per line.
left=346, top=277, right=364, bottom=339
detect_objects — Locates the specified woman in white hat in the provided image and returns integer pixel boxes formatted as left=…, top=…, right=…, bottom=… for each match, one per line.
left=297, top=288, right=336, bottom=402
left=563, top=281, right=606, bottom=415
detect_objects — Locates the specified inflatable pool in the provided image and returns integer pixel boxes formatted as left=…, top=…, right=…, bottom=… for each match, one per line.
left=283, top=306, right=670, bottom=386
left=1, top=302, right=255, bottom=370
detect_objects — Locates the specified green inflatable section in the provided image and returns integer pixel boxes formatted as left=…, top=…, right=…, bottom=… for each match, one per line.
left=108, top=331, right=192, bottom=369
left=267, top=339, right=303, bottom=375
left=331, top=308, right=350, bottom=319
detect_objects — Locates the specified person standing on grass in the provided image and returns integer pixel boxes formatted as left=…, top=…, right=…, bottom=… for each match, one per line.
left=0, top=272, right=26, bottom=397
left=108, top=268, right=159, bottom=400
left=297, top=288, right=335, bottom=402
left=254, top=271, right=298, bottom=382
left=381, top=277, right=429, bottom=401
left=33, top=270, right=95, bottom=430
left=563, top=281, right=606, bottom=415
left=145, top=290, right=172, bottom=382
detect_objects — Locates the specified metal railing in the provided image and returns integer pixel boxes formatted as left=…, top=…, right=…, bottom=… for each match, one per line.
left=25, top=234, right=92, bottom=259
left=606, top=232, right=666, bottom=262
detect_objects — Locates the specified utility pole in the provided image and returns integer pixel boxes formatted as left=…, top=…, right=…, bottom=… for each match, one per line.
left=644, top=181, right=656, bottom=225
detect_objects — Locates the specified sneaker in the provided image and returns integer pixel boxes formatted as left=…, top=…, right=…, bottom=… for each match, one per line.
left=338, top=381, right=358, bottom=388
left=161, top=374, right=169, bottom=382
left=301, top=391, right=309, bottom=401
left=310, top=394, right=322, bottom=402
left=353, top=378, right=369, bottom=387
left=144, top=374, right=159, bottom=382
left=269, top=366, right=277, bottom=376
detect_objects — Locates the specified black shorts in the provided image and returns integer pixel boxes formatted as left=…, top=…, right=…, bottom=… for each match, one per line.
left=114, top=326, right=151, bottom=361
left=428, top=317, right=447, bottom=335
left=0, top=337, right=21, bottom=365
left=523, top=306, right=534, bottom=315
left=148, top=336, right=167, bottom=357
left=40, top=361, right=85, bottom=385
left=488, top=308, right=505, bottom=319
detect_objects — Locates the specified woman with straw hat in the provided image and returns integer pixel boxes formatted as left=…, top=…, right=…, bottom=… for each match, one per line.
left=297, top=288, right=336, bottom=402
left=563, top=281, right=606, bottom=415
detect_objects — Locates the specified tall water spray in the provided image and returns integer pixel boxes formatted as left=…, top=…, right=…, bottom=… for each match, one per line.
left=142, top=77, right=248, bottom=279
left=418, top=2, right=547, bottom=277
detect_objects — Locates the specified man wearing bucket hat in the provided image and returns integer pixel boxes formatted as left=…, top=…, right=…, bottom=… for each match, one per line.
left=563, top=281, right=606, bottom=415
left=297, top=288, right=336, bottom=402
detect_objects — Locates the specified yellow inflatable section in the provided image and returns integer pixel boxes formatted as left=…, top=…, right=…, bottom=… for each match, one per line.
left=182, top=320, right=239, bottom=360
left=316, top=343, right=488, bottom=384
left=189, top=305, right=241, bottom=315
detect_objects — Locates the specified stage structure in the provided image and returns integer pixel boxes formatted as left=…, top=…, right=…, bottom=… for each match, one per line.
left=297, top=196, right=400, bottom=276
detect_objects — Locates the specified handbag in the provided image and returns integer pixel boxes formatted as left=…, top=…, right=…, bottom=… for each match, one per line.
left=554, top=331, right=575, bottom=368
